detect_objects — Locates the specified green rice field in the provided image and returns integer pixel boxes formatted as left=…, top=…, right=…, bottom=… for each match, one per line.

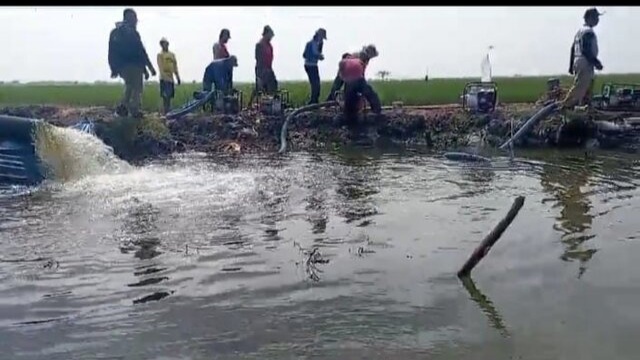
left=1, top=73, right=639, bottom=111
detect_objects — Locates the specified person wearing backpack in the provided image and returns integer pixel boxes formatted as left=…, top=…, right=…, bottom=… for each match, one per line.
left=108, top=8, right=156, bottom=118
left=303, top=28, right=327, bottom=104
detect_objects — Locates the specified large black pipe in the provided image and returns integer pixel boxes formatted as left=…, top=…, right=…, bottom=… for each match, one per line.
left=0, top=115, right=41, bottom=143
left=499, top=102, right=559, bottom=150
left=278, top=101, right=339, bottom=153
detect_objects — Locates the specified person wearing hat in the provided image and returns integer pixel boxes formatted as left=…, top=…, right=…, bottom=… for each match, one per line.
left=248, top=25, right=278, bottom=108
left=562, top=7, right=604, bottom=109
left=338, top=46, right=382, bottom=124
left=213, top=29, right=231, bottom=60
left=108, top=8, right=157, bottom=118
left=326, top=44, right=378, bottom=102
left=303, top=28, right=327, bottom=104
left=156, top=37, right=181, bottom=114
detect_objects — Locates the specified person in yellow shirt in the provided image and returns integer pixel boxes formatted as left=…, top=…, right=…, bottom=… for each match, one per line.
left=157, top=37, right=181, bottom=114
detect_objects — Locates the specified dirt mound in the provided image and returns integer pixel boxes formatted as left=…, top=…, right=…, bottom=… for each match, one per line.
left=2, top=103, right=637, bottom=159
left=0, top=105, right=114, bottom=127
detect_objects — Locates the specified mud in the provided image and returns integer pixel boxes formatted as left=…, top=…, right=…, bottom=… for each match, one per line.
left=2, top=101, right=639, bottom=162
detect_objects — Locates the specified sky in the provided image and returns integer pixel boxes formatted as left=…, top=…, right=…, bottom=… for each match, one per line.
left=2, top=6, right=640, bottom=83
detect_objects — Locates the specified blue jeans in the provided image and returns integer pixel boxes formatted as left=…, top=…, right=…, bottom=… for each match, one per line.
left=304, top=65, right=320, bottom=104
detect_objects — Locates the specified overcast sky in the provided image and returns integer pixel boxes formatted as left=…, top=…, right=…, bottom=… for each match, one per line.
left=2, top=6, right=639, bottom=83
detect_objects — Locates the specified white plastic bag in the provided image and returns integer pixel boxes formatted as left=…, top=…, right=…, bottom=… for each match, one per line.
left=481, top=53, right=492, bottom=83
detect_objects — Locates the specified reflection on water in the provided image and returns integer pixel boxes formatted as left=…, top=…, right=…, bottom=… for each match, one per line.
left=540, top=154, right=596, bottom=278
left=0, top=149, right=639, bottom=359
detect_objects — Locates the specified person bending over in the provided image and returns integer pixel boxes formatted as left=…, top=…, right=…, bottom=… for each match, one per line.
left=203, top=55, right=238, bottom=94
left=338, top=50, right=382, bottom=125
left=326, top=44, right=378, bottom=102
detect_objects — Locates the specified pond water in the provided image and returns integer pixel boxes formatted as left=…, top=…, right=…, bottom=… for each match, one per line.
left=1, top=147, right=639, bottom=359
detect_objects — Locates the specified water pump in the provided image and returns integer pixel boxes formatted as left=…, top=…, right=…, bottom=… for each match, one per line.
left=592, top=83, right=640, bottom=112
left=462, top=81, right=498, bottom=113
left=213, top=90, right=243, bottom=115
left=258, top=90, right=290, bottom=116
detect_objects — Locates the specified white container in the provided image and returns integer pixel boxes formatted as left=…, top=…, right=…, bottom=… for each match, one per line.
left=465, top=93, right=478, bottom=109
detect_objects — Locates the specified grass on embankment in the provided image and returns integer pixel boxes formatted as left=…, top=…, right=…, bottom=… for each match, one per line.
left=1, top=74, right=640, bottom=112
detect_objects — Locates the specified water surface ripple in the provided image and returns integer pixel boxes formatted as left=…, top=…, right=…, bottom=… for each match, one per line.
left=1, top=149, right=639, bottom=359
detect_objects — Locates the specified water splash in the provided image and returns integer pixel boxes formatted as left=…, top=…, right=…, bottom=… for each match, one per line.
left=32, top=121, right=131, bottom=183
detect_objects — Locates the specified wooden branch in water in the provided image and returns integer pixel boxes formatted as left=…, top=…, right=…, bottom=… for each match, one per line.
left=457, top=196, right=525, bottom=278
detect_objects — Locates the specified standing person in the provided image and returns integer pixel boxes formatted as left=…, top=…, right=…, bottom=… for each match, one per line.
left=303, top=28, right=327, bottom=104
left=213, top=29, right=231, bottom=60
left=326, top=45, right=377, bottom=102
left=248, top=25, right=278, bottom=108
left=156, top=37, right=181, bottom=114
left=108, top=8, right=156, bottom=118
left=338, top=46, right=381, bottom=125
left=561, top=8, right=604, bottom=110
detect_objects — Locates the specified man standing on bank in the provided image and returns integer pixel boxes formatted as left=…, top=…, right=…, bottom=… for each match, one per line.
left=248, top=25, right=278, bottom=108
left=213, top=29, right=231, bottom=60
left=303, top=28, right=327, bottom=104
left=157, top=37, right=181, bottom=115
left=561, top=7, right=604, bottom=110
left=108, top=8, right=156, bottom=118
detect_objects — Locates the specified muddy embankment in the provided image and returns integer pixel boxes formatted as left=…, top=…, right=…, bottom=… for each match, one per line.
left=1, top=98, right=639, bottom=163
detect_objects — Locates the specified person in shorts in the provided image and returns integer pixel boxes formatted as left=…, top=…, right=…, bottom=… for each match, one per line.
left=156, top=37, right=181, bottom=114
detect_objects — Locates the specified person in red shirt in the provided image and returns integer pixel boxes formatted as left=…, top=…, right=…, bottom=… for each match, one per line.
left=212, top=28, right=231, bottom=60
left=338, top=45, right=381, bottom=124
left=248, top=25, right=278, bottom=108
left=326, top=45, right=378, bottom=102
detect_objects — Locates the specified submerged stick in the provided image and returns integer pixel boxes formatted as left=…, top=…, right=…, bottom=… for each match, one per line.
left=443, top=151, right=491, bottom=163
left=278, top=101, right=339, bottom=154
left=457, top=196, right=525, bottom=278
left=460, top=276, right=509, bottom=337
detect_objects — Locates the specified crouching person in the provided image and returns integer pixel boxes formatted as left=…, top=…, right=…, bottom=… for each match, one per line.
left=338, top=50, right=382, bottom=126
left=327, top=44, right=378, bottom=102
left=203, top=55, right=238, bottom=94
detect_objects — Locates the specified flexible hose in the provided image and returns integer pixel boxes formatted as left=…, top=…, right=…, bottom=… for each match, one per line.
left=278, top=101, right=339, bottom=154
left=499, top=101, right=559, bottom=150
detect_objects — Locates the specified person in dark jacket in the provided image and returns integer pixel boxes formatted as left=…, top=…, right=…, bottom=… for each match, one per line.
left=326, top=44, right=378, bottom=102
left=561, top=7, right=604, bottom=109
left=108, top=8, right=156, bottom=118
left=248, top=25, right=277, bottom=108
left=203, top=55, right=238, bottom=94
left=303, top=28, right=327, bottom=104
left=338, top=48, right=381, bottom=125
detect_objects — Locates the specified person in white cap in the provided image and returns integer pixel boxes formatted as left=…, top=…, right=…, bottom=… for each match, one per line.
left=156, top=37, right=181, bottom=114
left=562, top=7, right=604, bottom=109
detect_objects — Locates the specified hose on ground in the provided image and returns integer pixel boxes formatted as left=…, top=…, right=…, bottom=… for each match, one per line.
left=278, top=101, right=339, bottom=154
left=499, top=101, right=559, bottom=150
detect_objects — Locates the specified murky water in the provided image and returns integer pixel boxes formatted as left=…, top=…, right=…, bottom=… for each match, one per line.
left=1, top=147, right=639, bottom=359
